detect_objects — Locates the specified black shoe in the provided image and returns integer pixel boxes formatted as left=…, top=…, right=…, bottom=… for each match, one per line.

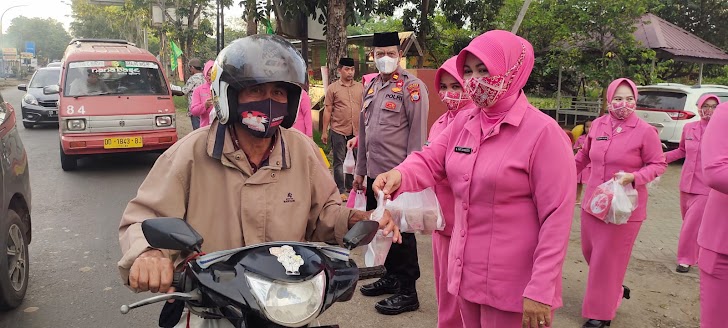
left=622, top=285, right=631, bottom=299
left=360, top=276, right=400, bottom=297
left=676, top=264, right=690, bottom=273
left=374, top=292, right=420, bottom=315
left=582, top=319, right=611, bottom=328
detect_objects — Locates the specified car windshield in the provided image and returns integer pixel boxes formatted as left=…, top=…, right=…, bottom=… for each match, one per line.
left=29, top=69, right=60, bottom=88
left=64, top=60, right=169, bottom=97
left=637, top=91, right=688, bottom=110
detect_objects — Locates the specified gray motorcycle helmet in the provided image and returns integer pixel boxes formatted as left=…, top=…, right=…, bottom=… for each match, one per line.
left=210, top=34, right=307, bottom=128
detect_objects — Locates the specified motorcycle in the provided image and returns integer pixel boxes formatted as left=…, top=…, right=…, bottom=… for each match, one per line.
left=120, top=218, right=386, bottom=328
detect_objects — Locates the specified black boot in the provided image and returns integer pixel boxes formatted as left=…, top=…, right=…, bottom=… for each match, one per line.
left=374, top=291, right=419, bottom=315
left=360, top=276, right=400, bottom=297
left=582, top=319, right=611, bottom=328
left=622, top=285, right=631, bottom=299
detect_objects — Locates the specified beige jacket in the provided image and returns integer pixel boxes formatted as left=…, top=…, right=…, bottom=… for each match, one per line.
left=118, top=122, right=354, bottom=283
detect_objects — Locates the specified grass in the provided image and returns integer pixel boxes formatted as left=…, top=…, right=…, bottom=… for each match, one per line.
left=174, top=96, right=189, bottom=114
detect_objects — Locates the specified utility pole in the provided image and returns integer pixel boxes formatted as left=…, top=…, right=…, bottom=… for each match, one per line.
left=216, top=0, right=220, bottom=53
left=511, top=0, right=533, bottom=35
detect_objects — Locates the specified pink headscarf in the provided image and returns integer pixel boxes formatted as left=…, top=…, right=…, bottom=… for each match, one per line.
left=456, top=30, right=535, bottom=113
left=435, top=56, right=473, bottom=111
left=606, top=78, right=639, bottom=103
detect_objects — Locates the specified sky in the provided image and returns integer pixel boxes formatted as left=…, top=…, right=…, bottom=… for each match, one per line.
left=1, top=0, right=247, bottom=34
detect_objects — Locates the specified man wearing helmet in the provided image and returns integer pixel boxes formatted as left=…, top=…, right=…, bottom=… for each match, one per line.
left=117, top=35, right=401, bottom=327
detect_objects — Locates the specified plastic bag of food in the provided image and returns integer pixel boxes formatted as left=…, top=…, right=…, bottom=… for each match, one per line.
left=387, top=188, right=444, bottom=234
left=364, top=191, right=393, bottom=267
left=343, top=149, right=356, bottom=175
left=585, top=173, right=638, bottom=225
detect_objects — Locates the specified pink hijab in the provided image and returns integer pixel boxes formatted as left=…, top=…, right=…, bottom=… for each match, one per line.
left=456, top=30, right=535, bottom=114
left=697, top=94, right=720, bottom=120
left=606, top=78, right=639, bottom=103
left=435, top=56, right=474, bottom=112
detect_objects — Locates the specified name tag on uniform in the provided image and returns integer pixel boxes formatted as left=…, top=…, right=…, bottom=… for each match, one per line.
left=686, top=137, right=693, bottom=140
left=596, top=136, right=609, bottom=141
left=455, top=147, right=472, bottom=154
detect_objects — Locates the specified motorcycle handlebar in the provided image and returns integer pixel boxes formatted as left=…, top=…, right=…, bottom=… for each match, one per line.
left=172, top=272, right=184, bottom=291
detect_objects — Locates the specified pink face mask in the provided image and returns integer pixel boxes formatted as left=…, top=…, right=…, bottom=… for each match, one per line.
left=608, top=100, right=636, bottom=120
left=699, top=102, right=718, bottom=120
left=464, top=44, right=526, bottom=109
left=438, top=90, right=469, bottom=111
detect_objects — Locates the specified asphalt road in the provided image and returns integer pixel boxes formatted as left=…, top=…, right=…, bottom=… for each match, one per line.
left=0, top=86, right=440, bottom=328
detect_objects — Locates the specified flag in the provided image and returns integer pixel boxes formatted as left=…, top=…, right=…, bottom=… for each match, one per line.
left=170, top=40, right=183, bottom=72
left=262, top=18, right=274, bottom=34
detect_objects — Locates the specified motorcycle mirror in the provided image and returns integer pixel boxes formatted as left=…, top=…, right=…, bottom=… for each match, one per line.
left=141, top=218, right=204, bottom=252
left=343, top=220, right=379, bottom=250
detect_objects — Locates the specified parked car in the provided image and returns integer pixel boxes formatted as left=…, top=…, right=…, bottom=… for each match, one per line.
left=17, top=67, right=61, bottom=129
left=635, top=83, right=728, bottom=149
left=0, top=94, right=32, bottom=310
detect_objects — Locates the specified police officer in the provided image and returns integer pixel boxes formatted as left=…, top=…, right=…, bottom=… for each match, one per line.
left=353, top=31, right=429, bottom=315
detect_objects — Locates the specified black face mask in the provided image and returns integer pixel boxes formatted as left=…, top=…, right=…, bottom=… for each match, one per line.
left=236, top=99, right=289, bottom=138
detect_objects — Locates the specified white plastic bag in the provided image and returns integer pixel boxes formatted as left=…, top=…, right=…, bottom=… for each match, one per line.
left=353, top=190, right=367, bottom=211
left=364, top=191, right=393, bottom=267
left=386, top=188, right=444, bottom=234
left=343, top=149, right=356, bottom=175
left=585, top=173, right=638, bottom=225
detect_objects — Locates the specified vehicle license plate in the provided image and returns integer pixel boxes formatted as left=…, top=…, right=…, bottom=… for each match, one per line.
left=104, top=137, right=143, bottom=149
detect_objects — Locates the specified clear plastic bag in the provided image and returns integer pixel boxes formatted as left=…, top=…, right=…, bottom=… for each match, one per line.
left=386, top=188, right=444, bottom=234
left=353, top=190, right=366, bottom=211
left=364, top=191, right=393, bottom=267
left=585, top=173, right=638, bottom=225
left=343, top=149, right=355, bottom=175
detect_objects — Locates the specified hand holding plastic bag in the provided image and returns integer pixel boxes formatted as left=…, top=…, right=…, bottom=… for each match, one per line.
left=343, top=149, right=356, bottom=175
left=364, top=191, right=393, bottom=267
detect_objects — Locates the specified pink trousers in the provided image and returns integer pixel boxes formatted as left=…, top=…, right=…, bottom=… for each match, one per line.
left=677, top=193, right=707, bottom=265
left=433, top=232, right=463, bottom=328
left=581, top=212, right=642, bottom=320
left=459, top=297, right=553, bottom=328
left=699, top=247, right=728, bottom=328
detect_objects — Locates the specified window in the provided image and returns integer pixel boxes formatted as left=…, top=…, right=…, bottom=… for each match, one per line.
left=637, top=91, right=688, bottom=110
left=29, top=69, right=61, bottom=88
left=64, top=60, right=168, bottom=97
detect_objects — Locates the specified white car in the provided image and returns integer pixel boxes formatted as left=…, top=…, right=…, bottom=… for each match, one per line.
left=635, top=83, right=728, bottom=149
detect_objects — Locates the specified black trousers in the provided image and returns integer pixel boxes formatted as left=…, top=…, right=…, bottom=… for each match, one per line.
left=329, top=131, right=355, bottom=194
left=366, top=177, right=420, bottom=292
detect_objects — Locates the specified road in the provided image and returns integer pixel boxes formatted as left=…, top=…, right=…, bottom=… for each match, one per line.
left=0, top=85, right=703, bottom=328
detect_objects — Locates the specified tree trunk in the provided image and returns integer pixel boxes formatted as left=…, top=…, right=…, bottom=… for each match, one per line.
left=326, top=0, right=346, bottom=85
left=246, top=0, right=257, bottom=36
left=417, top=0, right=429, bottom=68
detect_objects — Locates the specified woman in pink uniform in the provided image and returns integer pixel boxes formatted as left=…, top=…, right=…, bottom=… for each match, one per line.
left=189, top=60, right=215, bottom=128
left=574, top=119, right=594, bottom=204
left=429, top=55, right=475, bottom=328
left=575, top=78, right=667, bottom=328
left=373, top=30, right=576, bottom=328
left=665, top=94, right=720, bottom=273
left=698, top=101, right=728, bottom=328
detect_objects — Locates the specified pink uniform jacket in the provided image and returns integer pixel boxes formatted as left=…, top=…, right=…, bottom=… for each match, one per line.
left=428, top=57, right=475, bottom=237
left=394, top=93, right=576, bottom=312
left=665, top=121, right=710, bottom=195
left=292, top=90, right=313, bottom=137
left=575, top=112, right=667, bottom=222
left=699, top=103, right=728, bottom=255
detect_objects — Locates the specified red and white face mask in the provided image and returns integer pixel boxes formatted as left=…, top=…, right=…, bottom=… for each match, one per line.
left=608, top=101, right=636, bottom=120
left=438, top=90, right=469, bottom=111
left=463, top=44, right=526, bottom=109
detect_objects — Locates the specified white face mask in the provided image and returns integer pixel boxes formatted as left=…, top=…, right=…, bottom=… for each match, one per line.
left=375, top=56, right=399, bottom=74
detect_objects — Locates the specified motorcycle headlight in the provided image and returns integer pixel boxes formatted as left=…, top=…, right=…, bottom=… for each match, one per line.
left=23, top=94, right=38, bottom=106
left=245, top=271, right=326, bottom=327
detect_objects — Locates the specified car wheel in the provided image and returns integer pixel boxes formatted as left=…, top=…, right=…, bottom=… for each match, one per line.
left=60, top=145, right=78, bottom=171
left=22, top=122, right=33, bottom=129
left=0, top=209, right=29, bottom=310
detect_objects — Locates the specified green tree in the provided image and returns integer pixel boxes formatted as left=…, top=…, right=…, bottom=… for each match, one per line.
left=4, top=16, right=71, bottom=62
left=346, top=15, right=404, bottom=35
left=70, top=0, right=149, bottom=47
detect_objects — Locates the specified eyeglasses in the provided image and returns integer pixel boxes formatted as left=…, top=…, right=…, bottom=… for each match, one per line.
left=374, top=51, right=399, bottom=58
left=701, top=104, right=718, bottom=110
